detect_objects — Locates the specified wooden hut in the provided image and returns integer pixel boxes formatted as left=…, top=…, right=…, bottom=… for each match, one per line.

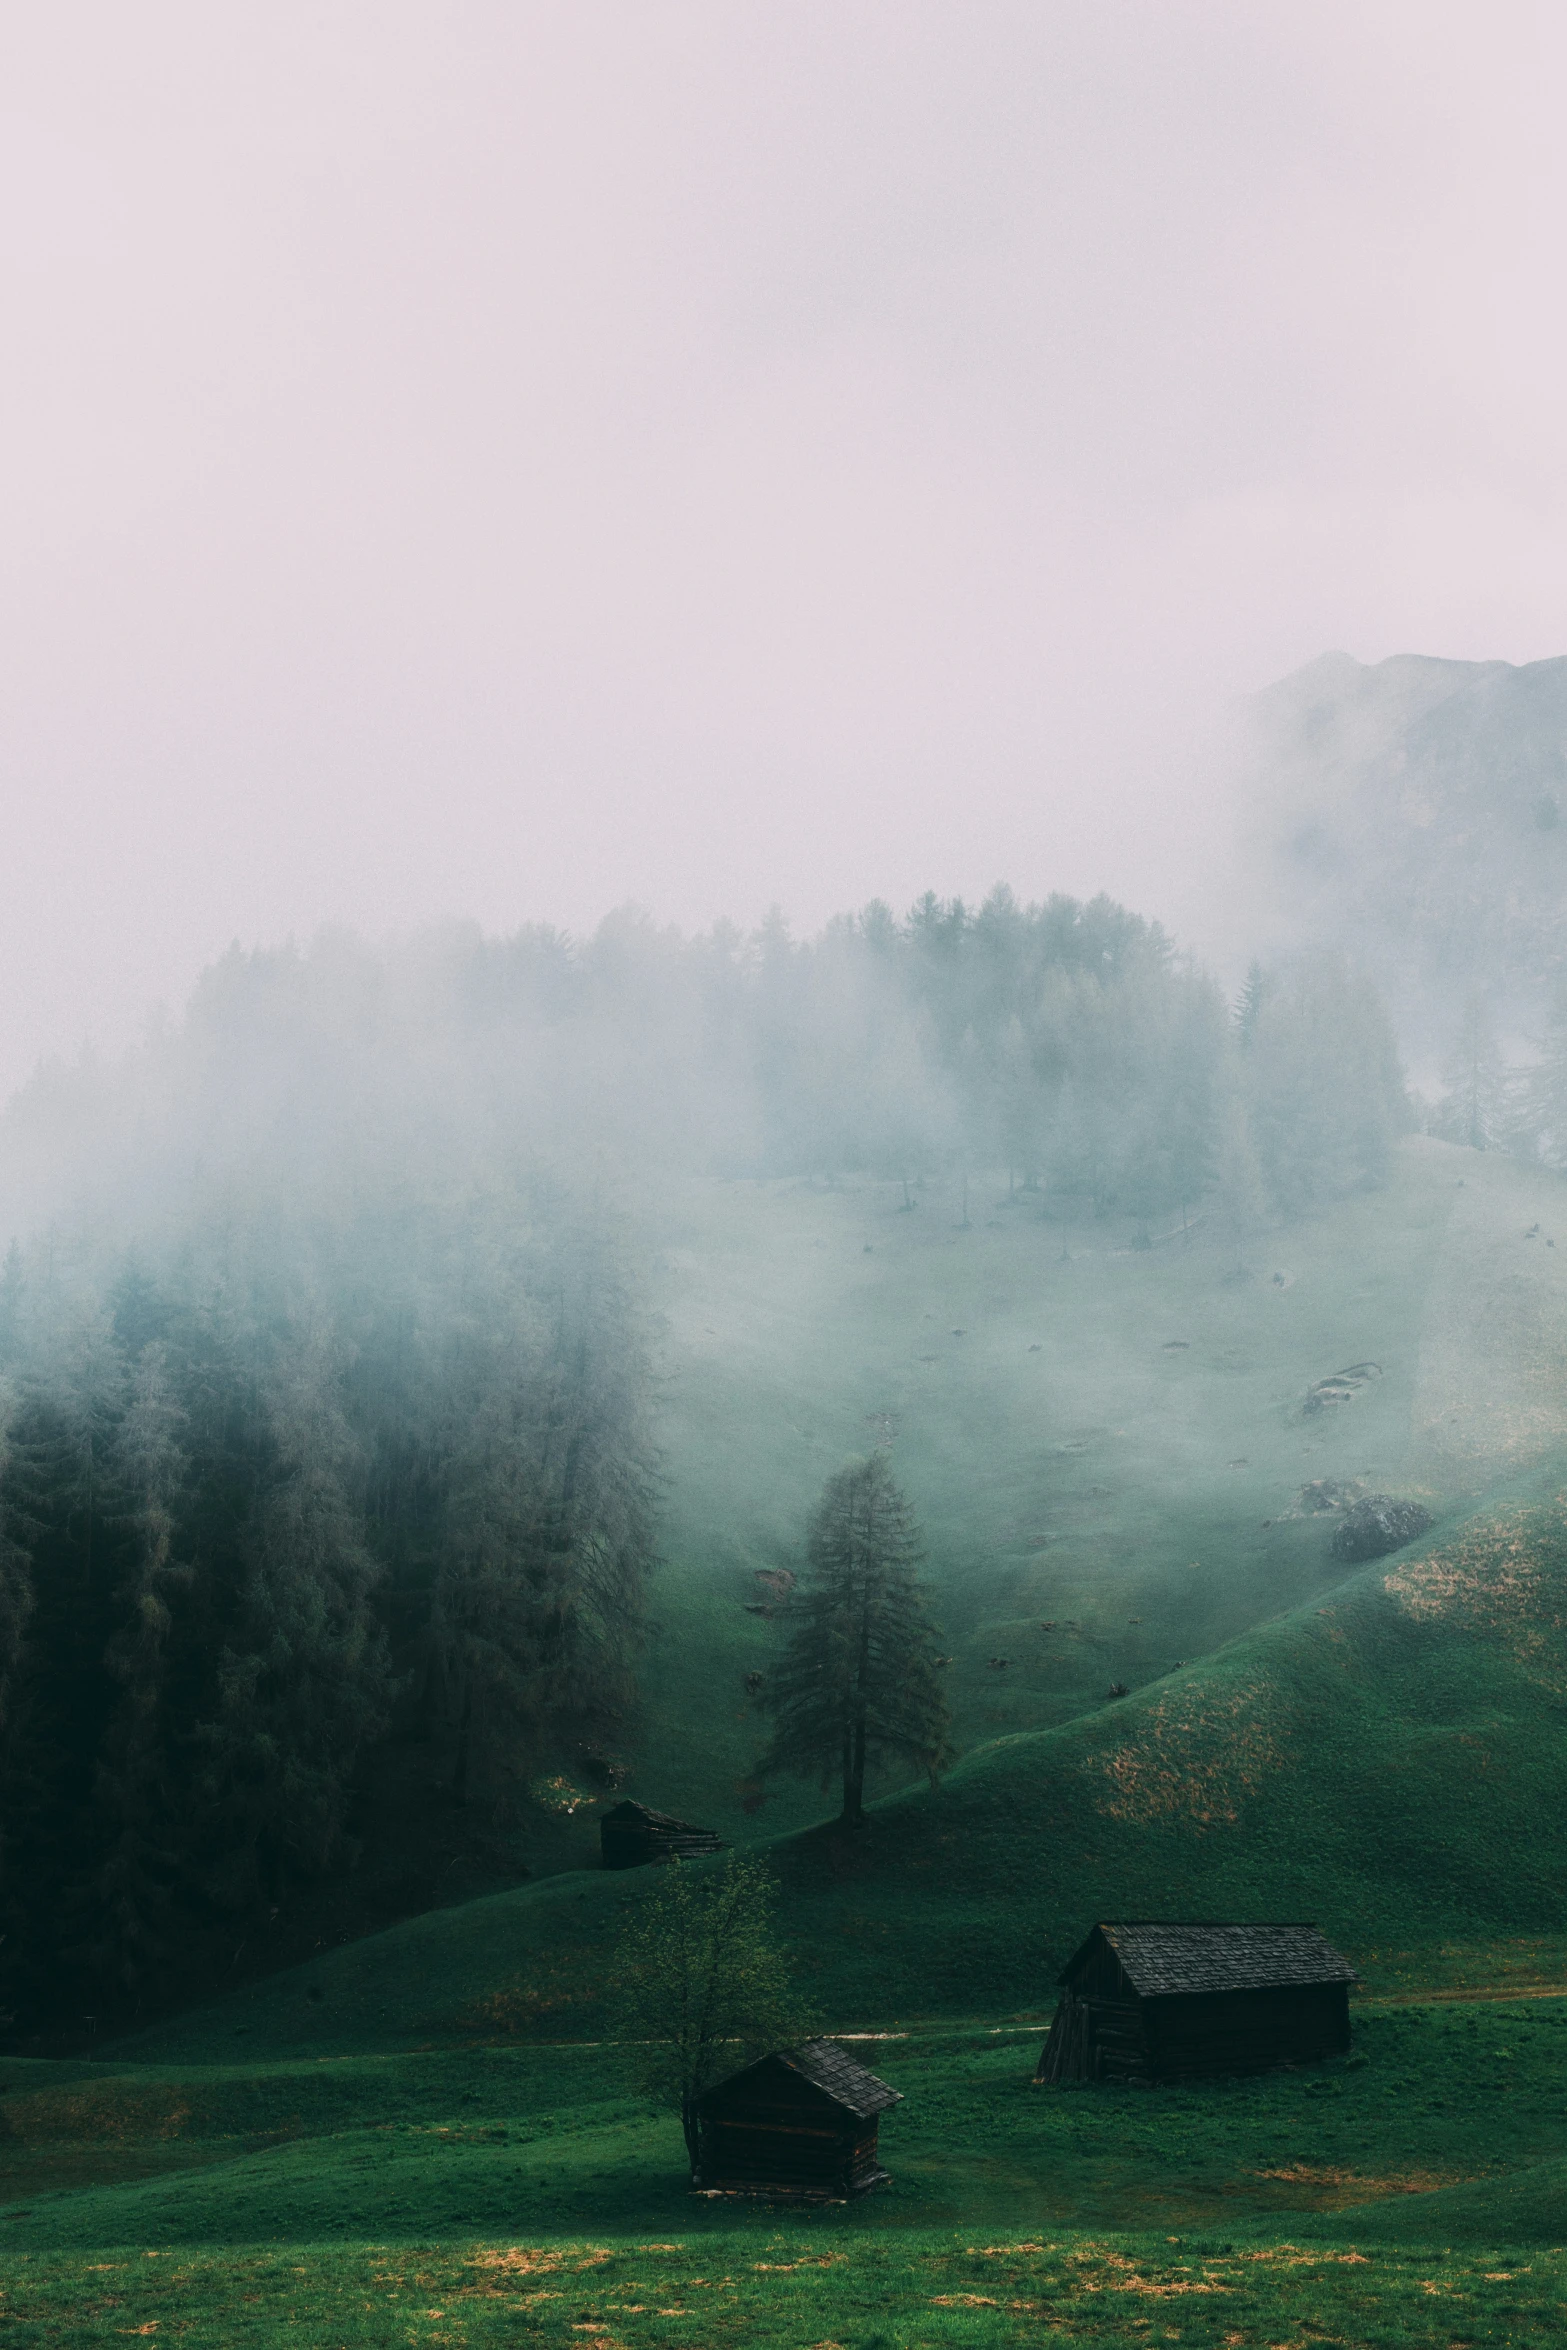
left=1036, top=1921, right=1357, bottom=2085
left=599, top=1800, right=723, bottom=1869
left=695, top=2040, right=902, bottom=2200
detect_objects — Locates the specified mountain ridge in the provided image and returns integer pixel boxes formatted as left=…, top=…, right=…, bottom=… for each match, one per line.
left=1236, top=647, right=1567, bottom=1052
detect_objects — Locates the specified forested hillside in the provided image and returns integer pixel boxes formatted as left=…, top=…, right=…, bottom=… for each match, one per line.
left=0, top=889, right=1413, bottom=2036
left=0, top=891, right=1405, bottom=1244
left=113, top=1441, right=1567, bottom=2068
left=0, top=1193, right=655, bottom=2031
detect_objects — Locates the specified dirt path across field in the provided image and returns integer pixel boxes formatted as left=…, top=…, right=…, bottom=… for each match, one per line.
left=1360, top=1984, right=1567, bottom=2008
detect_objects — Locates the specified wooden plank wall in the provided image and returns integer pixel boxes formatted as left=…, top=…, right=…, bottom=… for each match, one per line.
left=698, top=2067, right=888, bottom=2198
left=1148, top=1982, right=1350, bottom=2080
left=601, top=1822, right=722, bottom=1868
left=698, top=2117, right=884, bottom=2197
left=1039, top=1981, right=1351, bottom=2086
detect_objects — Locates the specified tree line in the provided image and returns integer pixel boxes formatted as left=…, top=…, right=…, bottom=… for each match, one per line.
left=0, top=1186, right=655, bottom=2030
left=0, top=892, right=1411, bottom=1250
left=0, top=886, right=1418, bottom=2032
left=1426, top=983, right=1567, bottom=1165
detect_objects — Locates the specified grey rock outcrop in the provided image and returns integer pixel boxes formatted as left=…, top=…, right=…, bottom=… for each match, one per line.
left=1329, top=1494, right=1433, bottom=1563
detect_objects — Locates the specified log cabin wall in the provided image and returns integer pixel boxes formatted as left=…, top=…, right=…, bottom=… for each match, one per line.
left=699, top=2112, right=858, bottom=2195
left=1075, top=1938, right=1132, bottom=1999
left=698, top=2074, right=863, bottom=2197
left=1147, top=1981, right=1350, bottom=2079
left=845, top=2124, right=887, bottom=2193
left=1035, top=1989, right=1093, bottom=2084
left=1085, top=1996, right=1155, bottom=2083
left=696, top=2054, right=893, bottom=2198
left=599, top=1802, right=723, bottom=1868
left=1038, top=1924, right=1357, bottom=2085
left=1038, top=1936, right=1148, bottom=2082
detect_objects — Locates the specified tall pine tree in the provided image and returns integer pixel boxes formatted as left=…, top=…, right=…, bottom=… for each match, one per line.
left=428, top=1211, right=655, bottom=1808
left=89, top=1343, right=189, bottom=2005
left=762, top=1454, right=951, bottom=1827
left=0, top=1299, right=132, bottom=2013
left=198, top=1316, right=390, bottom=1909
left=1437, top=993, right=1510, bottom=1151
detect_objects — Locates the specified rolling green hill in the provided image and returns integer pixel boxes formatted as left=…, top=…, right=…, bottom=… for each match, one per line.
left=96, top=1447, right=1567, bottom=2073
left=7, top=1475, right=1567, bottom=2333
left=554, top=1132, right=1567, bottom=1848
left=47, top=1131, right=1563, bottom=2068
left=8, top=1133, right=1567, bottom=2336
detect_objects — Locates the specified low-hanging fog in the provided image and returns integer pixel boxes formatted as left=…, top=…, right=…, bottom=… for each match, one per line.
left=6, top=5, right=1567, bottom=2035
left=8, top=4, right=1567, bottom=1096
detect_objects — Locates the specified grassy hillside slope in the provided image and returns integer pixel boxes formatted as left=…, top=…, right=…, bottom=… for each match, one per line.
left=10, top=1140, right=1567, bottom=2336
left=111, top=1444, right=1567, bottom=2066
left=9, top=2228, right=1565, bottom=2347
left=11, top=1997, right=1567, bottom=2251
left=556, top=1134, right=1567, bottom=1851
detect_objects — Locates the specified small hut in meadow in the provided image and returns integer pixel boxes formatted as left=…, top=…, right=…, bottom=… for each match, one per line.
left=599, top=1800, right=723, bottom=1869
left=695, top=2040, right=902, bottom=2200
left=1036, top=1921, right=1357, bottom=2086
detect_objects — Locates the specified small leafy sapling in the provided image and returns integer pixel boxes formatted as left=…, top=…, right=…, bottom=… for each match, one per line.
left=615, top=1852, right=810, bottom=2184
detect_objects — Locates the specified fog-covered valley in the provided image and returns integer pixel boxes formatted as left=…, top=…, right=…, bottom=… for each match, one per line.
left=0, top=819, right=1558, bottom=2034
left=13, top=11, right=1567, bottom=2329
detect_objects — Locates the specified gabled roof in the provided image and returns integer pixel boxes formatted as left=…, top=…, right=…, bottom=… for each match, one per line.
left=702, top=2040, right=902, bottom=2118
left=602, top=1801, right=699, bottom=1829
left=782, top=2040, right=903, bottom=2115
left=1062, top=1922, right=1358, bottom=1996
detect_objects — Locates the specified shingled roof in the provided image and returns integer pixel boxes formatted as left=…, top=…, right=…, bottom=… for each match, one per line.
left=1062, top=1922, right=1358, bottom=1997
left=772, top=2041, right=903, bottom=2117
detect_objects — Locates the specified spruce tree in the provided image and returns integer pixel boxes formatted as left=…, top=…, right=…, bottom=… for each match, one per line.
left=1212, top=1095, right=1268, bottom=1277
left=90, top=1343, right=189, bottom=2004
left=1437, top=992, right=1509, bottom=1151
left=199, top=1317, right=390, bottom=1908
left=0, top=1244, right=24, bottom=1368
left=1516, top=989, right=1567, bottom=1165
left=761, top=1454, right=952, bottom=1827
left=1233, top=959, right=1270, bottom=1042
left=429, top=1336, right=560, bottom=1807
left=428, top=1211, right=655, bottom=1809
left=1241, top=957, right=1407, bottom=1212
left=0, top=1302, right=132, bottom=2010
left=0, top=1387, right=35, bottom=1905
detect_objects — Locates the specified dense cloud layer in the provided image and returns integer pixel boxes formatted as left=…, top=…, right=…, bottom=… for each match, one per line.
left=7, top=6, right=1567, bottom=1095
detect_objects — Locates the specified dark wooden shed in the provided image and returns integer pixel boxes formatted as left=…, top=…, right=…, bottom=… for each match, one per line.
left=599, top=1800, right=723, bottom=1869
left=695, top=2040, right=902, bottom=2199
left=1036, top=1921, right=1357, bottom=2085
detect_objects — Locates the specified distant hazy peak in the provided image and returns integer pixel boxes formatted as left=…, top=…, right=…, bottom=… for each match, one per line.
left=1237, top=647, right=1567, bottom=1049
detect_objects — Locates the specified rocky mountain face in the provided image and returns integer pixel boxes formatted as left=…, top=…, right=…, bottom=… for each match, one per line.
left=1239, top=650, right=1567, bottom=1055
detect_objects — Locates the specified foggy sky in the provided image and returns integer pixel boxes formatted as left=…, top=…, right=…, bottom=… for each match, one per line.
left=5, top=2, right=1567, bottom=1099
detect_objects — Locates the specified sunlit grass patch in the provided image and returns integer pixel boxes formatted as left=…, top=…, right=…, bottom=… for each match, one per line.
left=1251, top=2162, right=1473, bottom=2203
left=8, top=2233, right=1567, bottom=2348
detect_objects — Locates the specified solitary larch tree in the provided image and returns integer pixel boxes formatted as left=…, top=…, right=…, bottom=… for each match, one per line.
left=762, top=1454, right=952, bottom=1828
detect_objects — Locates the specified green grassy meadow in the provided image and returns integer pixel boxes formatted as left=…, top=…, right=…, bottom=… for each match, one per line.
left=6, top=2003, right=1567, bottom=2343
left=617, top=1133, right=1567, bottom=1842
left=9, top=1134, right=1567, bottom=2342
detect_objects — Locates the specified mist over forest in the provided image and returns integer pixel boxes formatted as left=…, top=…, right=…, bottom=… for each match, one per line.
left=1239, top=651, right=1567, bottom=1068
left=16, top=13, right=1567, bottom=2327
left=0, top=706, right=1539, bottom=2037
left=4, top=645, right=1567, bottom=2049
